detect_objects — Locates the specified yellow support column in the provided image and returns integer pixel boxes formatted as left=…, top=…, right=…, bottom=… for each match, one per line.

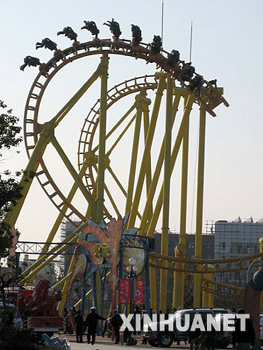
left=57, top=252, right=77, bottom=316
left=142, top=96, right=153, bottom=219
left=208, top=271, right=214, bottom=308
left=146, top=94, right=195, bottom=238
left=202, top=265, right=214, bottom=308
left=173, top=94, right=191, bottom=308
left=150, top=264, right=157, bottom=311
left=202, top=281, right=208, bottom=308
left=97, top=55, right=109, bottom=223
left=140, top=93, right=182, bottom=235
left=128, top=73, right=166, bottom=228
left=160, top=75, right=173, bottom=312
left=19, top=221, right=90, bottom=283
left=194, top=105, right=206, bottom=308
left=39, top=156, right=91, bottom=258
left=173, top=244, right=185, bottom=308
left=125, top=94, right=144, bottom=214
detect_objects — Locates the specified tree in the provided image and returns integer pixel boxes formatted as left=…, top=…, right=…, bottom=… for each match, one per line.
left=0, top=100, right=22, bottom=257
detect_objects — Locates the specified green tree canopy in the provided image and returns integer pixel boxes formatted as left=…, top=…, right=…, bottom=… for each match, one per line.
left=0, top=100, right=22, bottom=257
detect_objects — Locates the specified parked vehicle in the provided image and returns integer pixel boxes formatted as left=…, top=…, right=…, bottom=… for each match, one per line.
left=0, top=301, right=23, bottom=330
left=143, top=308, right=232, bottom=348
left=259, top=313, right=263, bottom=344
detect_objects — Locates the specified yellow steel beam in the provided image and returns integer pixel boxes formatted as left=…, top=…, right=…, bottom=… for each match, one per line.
left=173, top=97, right=190, bottom=308
left=193, top=106, right=206, bottom=308
left=147, top=94, right=195, bottom=237
left=202, top=265, right=214, bottom=308
left=160, top=75, right=173, bottom=312
left=142, top=101, right=153, bottom=219
left=151, top=250, right=263, bottom=266
left=4, top=122, right=54, bottom=228
left=140, top=92, right=182, bottom=235
left=93, top=164, right=121, bottom=218
left=208, top=273, right=214, bottom=307
left=38, top=155, right=91, bottom=258
left=74, top=271, right=111, bottom=309
left=57, top=248, right=78, bottom=316
left=128, top=73, right=166, bottom=228
left=5, top=60, right=102, bottom=230
left=96, top=55, right=109, bottom=223
left=104, top=182, right=122, bottom=218
left=107, top=165, right=127, bottom=196
left=150, top=264, right=157, bottom=311
left=52, top=67, right=101, bottom=128
left=19, top=221, right=89, bottom=282
left=51, top=137, right=96, bottom=216
left=173, top=247, right=180, bottom=307
left=20, top=235, right=78, bottom=284
left=125, top=94, right=144, bottom=214
left=106, top=113, right=137, bottom=156
left=53, top=271, right=72, bottom=289
left=107, top=165, right=142, bottom=220
left=93, top=103, right=136, bottom=154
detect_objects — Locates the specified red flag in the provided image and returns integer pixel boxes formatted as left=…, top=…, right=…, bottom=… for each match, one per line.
left=119, top=279, right=130, bottom=304
left=134, top=280, right=144, bottom=305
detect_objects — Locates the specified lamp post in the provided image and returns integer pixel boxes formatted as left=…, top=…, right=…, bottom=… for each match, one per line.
left=126, top=257, right=137, bottom=346
left=127, top=257, right=137, bottom=313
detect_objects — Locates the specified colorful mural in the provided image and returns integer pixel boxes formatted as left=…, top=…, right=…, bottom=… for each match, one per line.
left=67, top=215, right=147, bottom=317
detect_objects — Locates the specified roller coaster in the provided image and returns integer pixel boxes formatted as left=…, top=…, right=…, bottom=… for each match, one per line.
left=6, top=19, right=252, bottom=317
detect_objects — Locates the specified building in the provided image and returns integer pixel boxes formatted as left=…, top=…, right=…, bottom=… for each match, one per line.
left=61, top=220, right=214, bottom=260
left=154, top=232, right=214, bottom=259
left=20, top=254, right=58, bottom=285
left=213, top=217, right=263, bottom=259
left=208, top=217, right=263, bottom=288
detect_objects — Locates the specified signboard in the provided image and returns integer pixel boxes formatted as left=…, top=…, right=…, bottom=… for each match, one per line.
left=119, top=279, right=131, bottom=304
left=134, top=280, right=144, bottom=305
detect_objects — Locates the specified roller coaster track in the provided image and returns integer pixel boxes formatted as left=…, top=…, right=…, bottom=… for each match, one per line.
left=150, top=251, right=263, bottom=273
left=24, top=38, right=228, bottom=228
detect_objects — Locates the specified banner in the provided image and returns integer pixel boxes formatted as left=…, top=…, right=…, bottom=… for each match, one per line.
left=119, top=279, right=130, bottom=304
left=134, top=280, right=144, bottom=305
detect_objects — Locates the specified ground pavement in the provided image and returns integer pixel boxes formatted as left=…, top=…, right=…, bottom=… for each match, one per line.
left=58, top=334, right=190, bottom=350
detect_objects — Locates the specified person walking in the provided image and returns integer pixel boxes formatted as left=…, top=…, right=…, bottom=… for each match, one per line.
left=111, top=309, right=123, bottom=344
left=204, top=321, right=216, bottom=350
left=232, top=309, right=255, bottom=350
left=85, top=306, right=106, bottom=345
left=63, top=308, right=69, bottom=334
left=74, top=310, right=84, bottom=343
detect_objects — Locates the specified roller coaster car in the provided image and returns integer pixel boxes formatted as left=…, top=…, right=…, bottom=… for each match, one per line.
left=198, top=84, right=230, bottom=117
left=148, top=52, right=167, bottom=67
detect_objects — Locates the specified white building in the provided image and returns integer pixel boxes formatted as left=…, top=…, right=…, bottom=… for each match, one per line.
left=212, top=217, right=263, bottom=287
left=214, top=217, right=263, bottom=259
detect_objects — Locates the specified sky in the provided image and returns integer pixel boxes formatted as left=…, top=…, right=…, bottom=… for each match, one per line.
left=1, top=0, right=263, bottom=243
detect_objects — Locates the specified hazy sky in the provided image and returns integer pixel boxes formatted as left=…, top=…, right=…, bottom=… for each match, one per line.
left=1, top=0, right=263, bottom=242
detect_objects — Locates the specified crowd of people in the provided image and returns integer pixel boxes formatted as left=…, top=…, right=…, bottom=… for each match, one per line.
left=63, top=305, right=149, bottom=345
left=63, top=306, right=256, bottom=349
left=63, top=306, right=106, bottom=344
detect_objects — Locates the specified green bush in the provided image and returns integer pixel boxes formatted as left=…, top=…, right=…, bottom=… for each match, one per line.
left=0, top=327, right=44, bottom=350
